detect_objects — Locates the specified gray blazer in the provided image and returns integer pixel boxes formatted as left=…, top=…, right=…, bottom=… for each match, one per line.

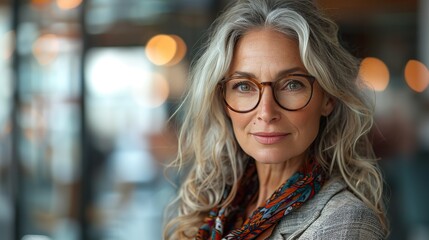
left=268, top=178, right=386, bottom=239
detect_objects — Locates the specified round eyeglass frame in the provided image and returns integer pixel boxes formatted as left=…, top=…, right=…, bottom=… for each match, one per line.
left=218, top=73, right=316, bottom=113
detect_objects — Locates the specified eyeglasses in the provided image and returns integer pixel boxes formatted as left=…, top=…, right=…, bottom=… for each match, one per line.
left=219, top=73, right=316, bottom=113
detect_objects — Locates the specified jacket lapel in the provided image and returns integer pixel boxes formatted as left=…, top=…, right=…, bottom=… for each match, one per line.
left=268, top=178, right=347, bottom=239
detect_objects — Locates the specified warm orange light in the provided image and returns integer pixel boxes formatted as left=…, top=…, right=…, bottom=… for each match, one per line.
left=145, top=35, right=177, bottom=66
left=31, top=0, right=50, bottom=6
left=404, top=60, right=429, bottom=93
left=167, top=35, right=187, bottom=66
left=359, top=57, right=390, bottom=91
left=56, top=0, right=82, bottom=10
left=32, top=34, right=60, bottom=65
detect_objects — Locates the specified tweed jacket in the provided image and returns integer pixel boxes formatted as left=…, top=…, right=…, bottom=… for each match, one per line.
left=267, top=177, right=386, bottom=240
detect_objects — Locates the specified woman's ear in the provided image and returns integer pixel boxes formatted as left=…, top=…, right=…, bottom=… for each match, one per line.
left=321, top=94, right=335, bottom=117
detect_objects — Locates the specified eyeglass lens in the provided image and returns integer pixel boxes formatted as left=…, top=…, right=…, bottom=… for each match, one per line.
left=223, top=75, right=313, bottom=112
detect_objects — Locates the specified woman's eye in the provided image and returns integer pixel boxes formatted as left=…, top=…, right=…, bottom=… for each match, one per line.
left=232, top=81, right=255, bottom=92
left=238, top=84, right=251, bottom=91
left=284, top=80, right=305, bottom=91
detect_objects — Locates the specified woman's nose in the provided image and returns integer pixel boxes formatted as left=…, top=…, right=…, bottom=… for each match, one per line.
left=256, top=86, right=281, bottom=123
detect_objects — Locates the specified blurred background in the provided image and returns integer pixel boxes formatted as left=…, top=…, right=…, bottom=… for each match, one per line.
left=0, top=0, right=427, bottom=239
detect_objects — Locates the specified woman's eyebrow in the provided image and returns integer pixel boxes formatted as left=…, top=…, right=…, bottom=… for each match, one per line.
left=229, top=71, right=256, bottom=78
left=229, top=67, right=308, bottom=79
left=275, top=67, right=308, bottom=77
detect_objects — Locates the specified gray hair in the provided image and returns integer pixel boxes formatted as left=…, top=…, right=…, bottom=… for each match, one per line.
left=165, top=0, right=387, bottom=238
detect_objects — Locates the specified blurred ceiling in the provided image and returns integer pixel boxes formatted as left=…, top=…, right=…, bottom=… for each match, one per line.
left=317, top=0, right=418, bottom=22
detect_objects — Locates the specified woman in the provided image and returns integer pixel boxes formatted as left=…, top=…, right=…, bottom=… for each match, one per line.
left=164, top=0, right=388, bottom=239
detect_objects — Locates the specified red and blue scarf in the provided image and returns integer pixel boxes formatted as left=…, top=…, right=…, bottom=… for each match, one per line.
left=196, top=158, right=325, bottom=239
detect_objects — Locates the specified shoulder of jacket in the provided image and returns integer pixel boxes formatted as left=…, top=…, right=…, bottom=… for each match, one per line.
left=269, top=178, right=386, bottom=240
left=299, top=187, right=386, bottom=239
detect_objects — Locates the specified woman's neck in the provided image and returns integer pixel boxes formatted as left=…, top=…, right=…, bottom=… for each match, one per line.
left=253, top=155, right=305, bottom=209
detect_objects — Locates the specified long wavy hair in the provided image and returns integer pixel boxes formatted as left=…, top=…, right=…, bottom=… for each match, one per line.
left=164, top=0, right=387, bottom=239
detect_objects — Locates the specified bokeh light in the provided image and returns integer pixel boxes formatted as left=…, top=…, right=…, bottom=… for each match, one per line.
left=131, top=72, right=170, bottom=108
left=146, top=35, right=177, bottom=66
left=359, top=57, right=390, bottom=91
left=31, top=0, right=50, bottom=6
left=32, top=34, right=60, bottom=65
left=1, top=30, right=15, bottom=60
left=404, top=59, right=429, bottom=93
left=86, top=47, right=149, bottom=96
left=56, top=0, right=83, bottom=10
left=145, top=34, right=187, bottom=66
left=167, top=35, right=187, bottom=66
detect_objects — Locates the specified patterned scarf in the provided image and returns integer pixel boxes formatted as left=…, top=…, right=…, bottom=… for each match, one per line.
left=196, top=158, right=325, bottom=240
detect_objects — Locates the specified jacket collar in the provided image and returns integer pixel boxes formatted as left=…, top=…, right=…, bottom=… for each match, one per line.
left=269, top=177, right=347, bottom=238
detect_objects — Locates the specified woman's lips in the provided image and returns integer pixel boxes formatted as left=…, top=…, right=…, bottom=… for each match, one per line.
left=252, top=132, right=289, bottom=144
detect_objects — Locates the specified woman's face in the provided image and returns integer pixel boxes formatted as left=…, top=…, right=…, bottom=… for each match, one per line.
left=226, top=28, right=334, bottom=166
